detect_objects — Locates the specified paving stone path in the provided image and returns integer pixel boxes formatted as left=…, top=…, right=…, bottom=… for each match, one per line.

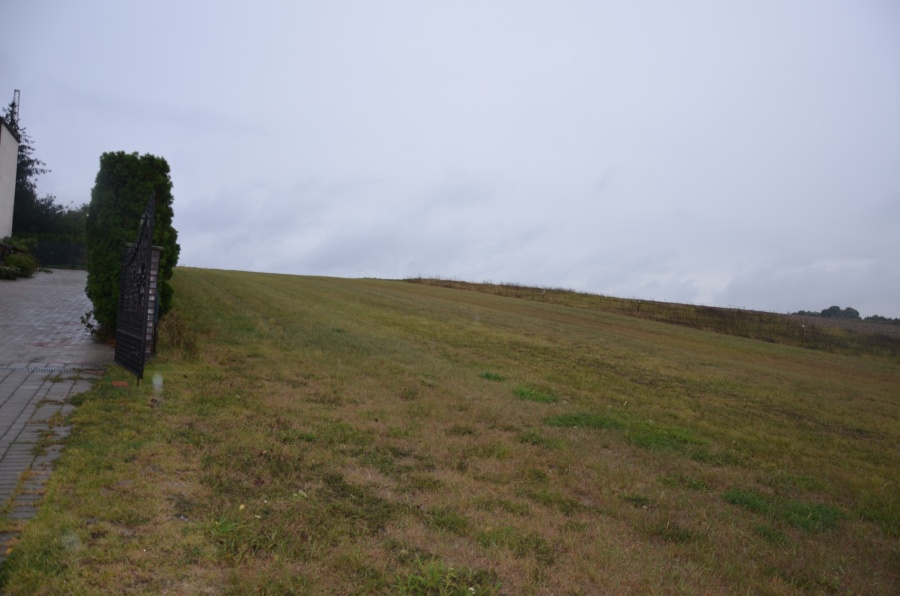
left=0, top=269, right=113, bottom=558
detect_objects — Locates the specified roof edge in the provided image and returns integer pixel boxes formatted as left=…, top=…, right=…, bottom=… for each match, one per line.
left=0, top=116, right=21, bottom=144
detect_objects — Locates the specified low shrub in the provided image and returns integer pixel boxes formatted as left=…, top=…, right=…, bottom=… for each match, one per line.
left=0, top=265, right=19, bottom=280
left=156, top=308, right=198, bottom=354
left=4, top=253, right=38, bottom=278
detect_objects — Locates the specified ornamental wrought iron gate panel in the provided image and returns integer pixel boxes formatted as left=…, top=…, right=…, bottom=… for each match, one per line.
left=115, top=195, right=155, bottom=380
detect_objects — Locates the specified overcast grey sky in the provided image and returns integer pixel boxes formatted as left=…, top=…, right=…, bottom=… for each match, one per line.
left=3, top=1, right=899, bottom=317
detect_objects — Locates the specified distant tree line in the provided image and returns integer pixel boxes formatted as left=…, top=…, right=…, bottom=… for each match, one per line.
left=793, top=306, right=900, bottom=324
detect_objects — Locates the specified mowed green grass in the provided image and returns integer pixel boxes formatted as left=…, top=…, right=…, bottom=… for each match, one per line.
left=1, top=267, right=898, bottom=593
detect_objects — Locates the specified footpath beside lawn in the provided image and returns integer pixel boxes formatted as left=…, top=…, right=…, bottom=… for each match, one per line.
left=1, top=268, right=897, bottom=593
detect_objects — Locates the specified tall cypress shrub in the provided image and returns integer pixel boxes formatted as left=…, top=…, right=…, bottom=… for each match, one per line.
left=85, top=152, right=180, bottom=335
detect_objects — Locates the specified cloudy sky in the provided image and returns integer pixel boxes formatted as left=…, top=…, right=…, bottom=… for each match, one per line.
left=2, top=1, right=899, bottom=317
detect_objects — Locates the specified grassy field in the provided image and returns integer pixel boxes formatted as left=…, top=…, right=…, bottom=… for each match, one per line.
left=1, top=267, right=897, bottom=594
left=406, top=278, right=900, bottom=361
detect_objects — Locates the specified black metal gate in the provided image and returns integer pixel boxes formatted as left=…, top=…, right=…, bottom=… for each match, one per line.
left=114, top=196, right=155, bottom=381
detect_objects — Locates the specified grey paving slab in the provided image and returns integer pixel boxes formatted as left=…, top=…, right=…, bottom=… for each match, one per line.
left=0, top=269, right=114, bottom=560
left=0, top=270, right=112, bottom=365
left=8, top=506, right=37, bottom=520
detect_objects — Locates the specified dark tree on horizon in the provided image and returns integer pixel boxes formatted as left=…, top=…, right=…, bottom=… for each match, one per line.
left=3, top=98, right=86, bottom=240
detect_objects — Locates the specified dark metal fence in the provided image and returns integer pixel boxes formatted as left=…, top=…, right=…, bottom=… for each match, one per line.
left=33, top=241, right=87, bottom=269
left=33, top=240, right=87, bottom=269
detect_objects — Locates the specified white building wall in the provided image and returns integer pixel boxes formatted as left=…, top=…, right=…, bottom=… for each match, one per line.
left=0, top=119, right=19, bottom=239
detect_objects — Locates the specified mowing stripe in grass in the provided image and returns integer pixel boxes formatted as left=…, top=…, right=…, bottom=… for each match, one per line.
left=543, top=412, right=624, bottom=429
left=723, top=488, right=843, bottom=532
left=625, top=422, right=704, bottom=452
